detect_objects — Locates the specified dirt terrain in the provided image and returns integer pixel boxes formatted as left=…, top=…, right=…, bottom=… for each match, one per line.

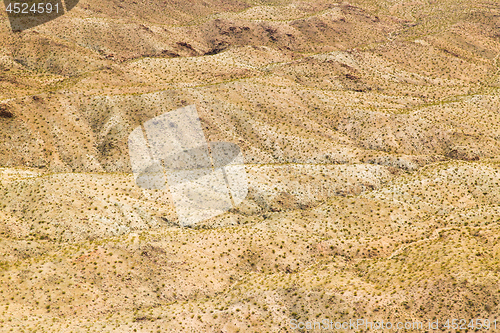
left=1, top=0, right=500, bottom=331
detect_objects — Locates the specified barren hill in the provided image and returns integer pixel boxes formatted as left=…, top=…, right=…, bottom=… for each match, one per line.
left=1, top=0, right=500, bottom=331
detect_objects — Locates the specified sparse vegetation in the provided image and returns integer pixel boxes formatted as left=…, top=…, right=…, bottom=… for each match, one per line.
left=1, top=0, right=500, bottom=331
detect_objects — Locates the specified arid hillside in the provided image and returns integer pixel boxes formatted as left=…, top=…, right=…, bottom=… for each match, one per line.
left=1, top=0, right=500, bottom=331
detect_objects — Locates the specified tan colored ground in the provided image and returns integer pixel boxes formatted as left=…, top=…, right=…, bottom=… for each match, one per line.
left=1, top=0, right=500, bottom=331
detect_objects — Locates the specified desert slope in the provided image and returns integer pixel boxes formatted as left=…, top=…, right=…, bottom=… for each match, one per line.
left=1, top=0, right=500, bottom=331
